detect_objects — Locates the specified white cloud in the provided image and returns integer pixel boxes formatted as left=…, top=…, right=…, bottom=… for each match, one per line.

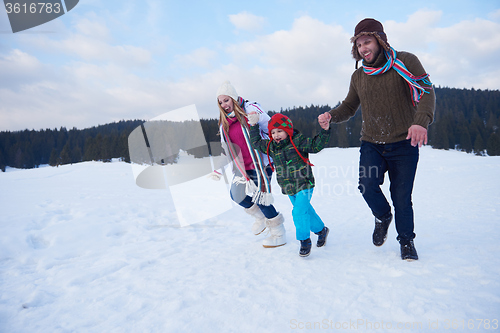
left=430, top=18, right=500, bottom=88
left=434, top=18, right=500, bottom=56
left=224, top=16, right=353, bottom=109
left=384, top=10, right=442, bottom=51
left=0, top=49, right=53, bottom=90
left=17, top=14, right=152, bottom=68
left=229, top=12, right=266, bottom=33
left=370, top=11, right=500, bottom=90
left=0, top=54, right=223, bottom=131
left=73, top=15, right=111, bottom=41
left=0, top=49, right=43, bottom=77
left=57, top=35, right=151, bottom=66
left=174, top=47, right=218, bottom=69
left=489, top=8, right=500, bottom=21
left=2, top=10, right=500, bottom=131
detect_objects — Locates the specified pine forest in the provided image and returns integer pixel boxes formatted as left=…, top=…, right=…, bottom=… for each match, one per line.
left=1, top=87, right=499, bottom=172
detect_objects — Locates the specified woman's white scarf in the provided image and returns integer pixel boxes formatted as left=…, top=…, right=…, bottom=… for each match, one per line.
left=221, top=118, right=273, bottom=206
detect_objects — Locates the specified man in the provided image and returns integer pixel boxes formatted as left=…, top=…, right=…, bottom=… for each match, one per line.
left=318, top=18, right=436, bottom=260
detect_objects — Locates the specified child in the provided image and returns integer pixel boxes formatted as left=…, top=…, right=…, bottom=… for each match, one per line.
left=247, top=113, right=331, bottom=257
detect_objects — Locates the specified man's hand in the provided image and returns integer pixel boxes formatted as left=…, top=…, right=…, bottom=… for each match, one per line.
left=318, top=112, right=331, bottom=130
left=407, top=125, right=427, bottom=147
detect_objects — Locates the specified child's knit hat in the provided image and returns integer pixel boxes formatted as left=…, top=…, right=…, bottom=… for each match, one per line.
left=267, top=114, right=313, bottom=171
left=268, top=113, right=294, bottom=138
left=350, top=18, right=391, bottom=62
left=216, top=80, right=239, bottom=101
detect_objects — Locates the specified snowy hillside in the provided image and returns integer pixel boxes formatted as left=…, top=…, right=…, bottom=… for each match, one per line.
left=1, top=147, right=499, bottom=332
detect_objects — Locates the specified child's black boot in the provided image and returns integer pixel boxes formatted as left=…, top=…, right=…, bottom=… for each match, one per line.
left=299, top=238, right=312, bottom=257
left=314, top=226, right=329, bottom=247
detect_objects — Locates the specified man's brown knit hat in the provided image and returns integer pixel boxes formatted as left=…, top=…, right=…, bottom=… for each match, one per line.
left=350, top=18, right=391, bottom=61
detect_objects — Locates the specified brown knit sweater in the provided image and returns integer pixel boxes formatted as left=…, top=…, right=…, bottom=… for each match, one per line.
left=329, top=50, right=436, bottom=144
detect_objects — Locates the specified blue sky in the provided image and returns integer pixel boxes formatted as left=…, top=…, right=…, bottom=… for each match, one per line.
left=1, top=0, right=499, bottom=131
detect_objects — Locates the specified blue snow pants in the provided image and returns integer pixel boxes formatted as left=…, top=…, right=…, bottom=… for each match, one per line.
left=288, top=188, right=325, bottom=241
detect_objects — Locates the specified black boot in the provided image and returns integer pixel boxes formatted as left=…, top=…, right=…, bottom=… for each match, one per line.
left=314, top=226, right=329, bottom=247
left=399, top=238, right=418, bottom=261
left=372, top=212, right=392, bottom=247
left=299, top=238, right=312, bottom=257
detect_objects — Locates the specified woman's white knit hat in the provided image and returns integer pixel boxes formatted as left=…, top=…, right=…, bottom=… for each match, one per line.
left=216, top=80, right=239, bottom=101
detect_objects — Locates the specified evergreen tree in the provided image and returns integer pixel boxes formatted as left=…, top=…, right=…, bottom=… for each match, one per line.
left=83, top=136, right=99, bottom=161
left=49, top=148, right=59, bottom=166
left=459, top=127, right=473, bottom=153
left=0, top=87, right=499, bottom=168
left=474, top=134, right=485, bottom=156
left=60, top=144, right=72, bottom=165
left=14, top=147, right=24, bottom=168
left=72, top=146, right=82, bottom=164
left=487, top=133, right=500, bottom=156
left=0, top=147, right=5, bottom=172
left=336, top=124, right=349, bottom=148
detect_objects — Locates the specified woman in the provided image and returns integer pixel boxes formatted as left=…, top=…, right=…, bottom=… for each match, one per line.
left=209, top=81, right=286, bottom=248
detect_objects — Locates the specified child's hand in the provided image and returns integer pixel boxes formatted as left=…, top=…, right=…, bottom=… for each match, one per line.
left=318, top=112, right=331, bottom=130
left=246, top=112, right=259, bottom=126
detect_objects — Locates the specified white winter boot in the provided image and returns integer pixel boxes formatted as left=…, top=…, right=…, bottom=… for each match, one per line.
left=262, top=213, right=287, bottom=248
left=244, top=204, right=267, bottom=235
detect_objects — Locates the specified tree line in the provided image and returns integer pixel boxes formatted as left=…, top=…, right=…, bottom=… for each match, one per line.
left=428, top=87, right=500, bottom=154
left=0, top=120, right=143, bottom=171
left=1, top=87, right=499, bottom=172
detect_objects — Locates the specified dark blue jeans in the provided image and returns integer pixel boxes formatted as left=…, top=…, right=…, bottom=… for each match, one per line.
left=231, top=166, right=278, bottom=219
left=358, top=140, right=419, bottom=241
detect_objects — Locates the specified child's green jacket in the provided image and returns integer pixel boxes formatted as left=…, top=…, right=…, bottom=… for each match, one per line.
left=249, top=125, right=331, bottom=196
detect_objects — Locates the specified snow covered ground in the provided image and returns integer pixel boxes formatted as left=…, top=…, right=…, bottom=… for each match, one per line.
left=1, top=147, right=499, bottom=332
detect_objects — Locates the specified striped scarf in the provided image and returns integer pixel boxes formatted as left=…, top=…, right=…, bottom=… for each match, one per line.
left=363, top=47, right=432, bottom=106
left=221, top=119, right=273, bottom=206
